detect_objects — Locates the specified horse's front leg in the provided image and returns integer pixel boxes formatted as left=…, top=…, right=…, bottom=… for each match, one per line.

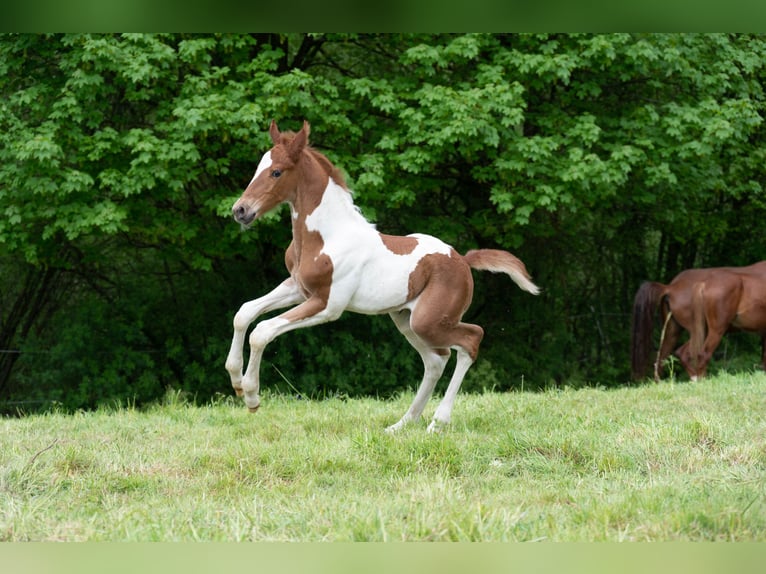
left=240, top=297, right=342, bottom=412
left=225, top=279, right=303, bottom=397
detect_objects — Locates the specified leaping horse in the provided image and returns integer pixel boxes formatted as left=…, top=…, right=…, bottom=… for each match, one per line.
left=631, top=261, right=766, bottom=381
left=225, top=120, right=540, bottom=432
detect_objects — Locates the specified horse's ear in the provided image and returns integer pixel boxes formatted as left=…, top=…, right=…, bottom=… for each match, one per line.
left=269, top=120, right=280, bottom=145
left=287, top=120, right=310, bottom=161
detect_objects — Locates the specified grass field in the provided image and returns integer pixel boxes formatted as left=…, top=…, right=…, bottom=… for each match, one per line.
left=2, top=372, right=766, bottom=541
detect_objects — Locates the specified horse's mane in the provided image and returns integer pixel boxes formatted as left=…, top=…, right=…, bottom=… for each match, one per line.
left=277, top=130, right=348, bottom=190
left=308, top=147, right=348, bottom=190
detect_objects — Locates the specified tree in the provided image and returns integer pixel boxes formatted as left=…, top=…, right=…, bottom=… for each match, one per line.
left=2, top=33, right=765, bottom=411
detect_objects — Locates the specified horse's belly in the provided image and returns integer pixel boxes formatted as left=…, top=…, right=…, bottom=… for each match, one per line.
left=733, top=307, right=766, bottom=331
left=344, top=274, right=410, bottom=314
left=733, top=287, right=766, bottom=331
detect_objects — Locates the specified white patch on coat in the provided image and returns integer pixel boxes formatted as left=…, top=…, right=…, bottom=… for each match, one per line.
left=305, top=180, right=452, bottom=315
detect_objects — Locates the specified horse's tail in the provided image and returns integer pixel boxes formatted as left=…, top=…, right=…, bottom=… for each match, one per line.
left=631, top=281, right=667, bottom=380
left=463, top=249, right=540, bottom=295
left=687, top=282, right=707, bottom=374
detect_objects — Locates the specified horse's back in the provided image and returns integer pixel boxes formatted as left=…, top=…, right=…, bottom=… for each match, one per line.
left=340, top=231, right=462, bottom=315
left=671, top=264, right=766, bottom=331
left=737, top=261, right=766, bottom=278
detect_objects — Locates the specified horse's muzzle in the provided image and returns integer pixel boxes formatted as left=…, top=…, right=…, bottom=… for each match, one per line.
left=233, top=204, right=256, bottom=226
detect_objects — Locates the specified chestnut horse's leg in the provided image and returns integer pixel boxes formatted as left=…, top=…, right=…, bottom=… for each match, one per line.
left=692, top=296, right=738, bottom=380
left=675, top=342, right=699, bottom=380
left=225, top=278, right=303, bottom=397
left=677, top=330, right=728, bottom=380
left=677, top=280, right=739, bottom=380
left=386, top=310, right=450, bottom=433
left=239, top=297, right=343, bottom=412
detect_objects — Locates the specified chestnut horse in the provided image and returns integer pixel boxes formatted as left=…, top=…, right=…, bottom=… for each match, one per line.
left=225, top=120, right=539, bottom=432
left=631, top=261, right=766, bottom=381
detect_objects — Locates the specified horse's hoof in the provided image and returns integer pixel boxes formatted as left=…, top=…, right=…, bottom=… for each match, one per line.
left=427, top=420, right=447, bottom=434
left=248, top=405, right=260, bottom=413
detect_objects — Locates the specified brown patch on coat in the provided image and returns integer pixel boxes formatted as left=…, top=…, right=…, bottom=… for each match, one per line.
left=280, top=229, right=334, bottom=322
left=284, top=240, right=297, bottom=275
left=407, top=250, right=473, bottom=302
left=406, top=249, right=472, bottom=308
left=381, top=234, right=418, bottom=255
left=286, top=223, right=333, bottom=300
left=405, top=249, right=483, bottom=359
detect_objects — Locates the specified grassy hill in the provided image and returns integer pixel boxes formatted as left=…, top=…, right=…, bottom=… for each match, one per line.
left=2, top=372, right=765, bottom=541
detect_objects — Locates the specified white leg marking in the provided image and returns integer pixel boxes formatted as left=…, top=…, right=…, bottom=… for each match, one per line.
left=225, top=279, right=302, bottom=396
left=240, top=317, right=289, bottom=410
left=386, top=311, right=450, bottom=433
left=239, top=302, right=343, bottom=411
left=427, top=349, right=474, bottom=433
left=386, top=351, right=449, bottom=433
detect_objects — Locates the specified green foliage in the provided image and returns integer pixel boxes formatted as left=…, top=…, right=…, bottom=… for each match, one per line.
left=2, top=33, right=766, bottom=410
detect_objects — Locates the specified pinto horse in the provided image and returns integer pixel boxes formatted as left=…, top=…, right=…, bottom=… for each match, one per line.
left=631, top=261, right=766, bottom=381
left=225, top=120, right=539, bottom=432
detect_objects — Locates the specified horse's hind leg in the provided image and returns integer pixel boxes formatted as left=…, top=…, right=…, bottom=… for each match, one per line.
left=388, top=257, right=482, bottom=432
left=691, top=302, right=736, bottom=379
left=680, top=285, right=737, bottom=380
left=225, top=279, right=303, bottom=396
left=409, top=301, right=484, bottom=433
left=428, top=344, right=480, bottom=433
left=677, top=330, right=726, bottom=380
left=386, top=310, right=450, bottom=433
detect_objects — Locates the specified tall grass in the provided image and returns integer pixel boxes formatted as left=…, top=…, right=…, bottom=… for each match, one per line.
left=2, top=372, right=765, bottom=541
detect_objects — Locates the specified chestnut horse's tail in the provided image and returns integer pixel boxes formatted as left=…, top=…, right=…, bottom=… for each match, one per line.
left=631, top=281, right=667, bottom=380
left=463, top=249, right=540, bottom=295
left=687, top=282, right=707, bottom=374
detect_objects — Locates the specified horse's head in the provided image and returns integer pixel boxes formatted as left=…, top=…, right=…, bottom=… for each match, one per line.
left=232, top=120, right=310, bottom=226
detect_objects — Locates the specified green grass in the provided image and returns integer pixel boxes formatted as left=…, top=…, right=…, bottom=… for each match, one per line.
left=2, top=372, right=766, bottom=541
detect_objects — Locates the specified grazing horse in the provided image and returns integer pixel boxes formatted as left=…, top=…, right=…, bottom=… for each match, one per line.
left=631, top=261, right=766, bottom=381
left=225, top=120, right=539, bottom=432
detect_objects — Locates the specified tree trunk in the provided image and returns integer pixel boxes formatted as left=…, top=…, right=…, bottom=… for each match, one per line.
left=0, top=264, right=63, bottom=400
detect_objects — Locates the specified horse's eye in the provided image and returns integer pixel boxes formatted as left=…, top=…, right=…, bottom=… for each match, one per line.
left=271, top=169, right=282, bottom=178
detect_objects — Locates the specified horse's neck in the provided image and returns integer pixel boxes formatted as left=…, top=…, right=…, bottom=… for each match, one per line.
left=290, top=178, right=373, bottom=255
left=309, top=179, right=368, bottom=230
